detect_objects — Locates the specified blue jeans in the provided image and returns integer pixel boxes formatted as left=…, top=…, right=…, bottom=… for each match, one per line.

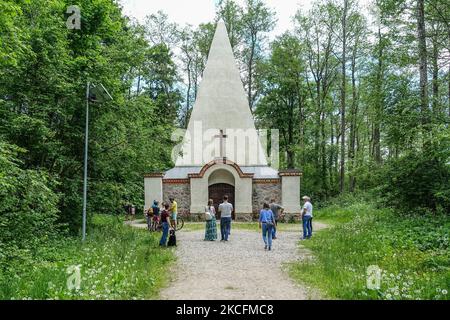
left=220, top=217, right=231, bottom=241
left=302, top=216, right=312, bottom=238
left=160, top=222, right=169, bottom=246
left=262, top=223, right=274, bottom=247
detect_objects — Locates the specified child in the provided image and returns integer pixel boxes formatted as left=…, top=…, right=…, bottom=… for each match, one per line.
left=146, top=206, right=154, bottom=231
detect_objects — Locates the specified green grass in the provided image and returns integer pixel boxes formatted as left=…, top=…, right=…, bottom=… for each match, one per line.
left=289, top=202, right=450, bottom=300
left=0, top=215, right=174, bottom=300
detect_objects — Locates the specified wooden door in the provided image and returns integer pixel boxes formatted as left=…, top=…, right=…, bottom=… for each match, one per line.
left=208, top=183, right=235, bottom=220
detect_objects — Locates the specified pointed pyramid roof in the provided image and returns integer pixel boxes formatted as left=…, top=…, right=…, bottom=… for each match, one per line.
left=175, top=21, right=268, bottom=167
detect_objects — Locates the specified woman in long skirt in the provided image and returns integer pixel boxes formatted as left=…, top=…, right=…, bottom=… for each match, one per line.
left=204, top=199, right=217, bottom=241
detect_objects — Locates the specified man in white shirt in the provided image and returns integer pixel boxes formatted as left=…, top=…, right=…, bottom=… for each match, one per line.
left=301, top=196, right=313, bottom=239
left=218, top=195, right=233, bottom=241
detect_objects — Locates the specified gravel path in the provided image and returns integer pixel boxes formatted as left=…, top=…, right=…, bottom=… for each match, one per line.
left=156, top=222, right=327, bottom=300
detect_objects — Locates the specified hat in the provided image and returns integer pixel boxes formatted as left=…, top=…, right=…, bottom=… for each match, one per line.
left=302, top=196, right=310, bottom=200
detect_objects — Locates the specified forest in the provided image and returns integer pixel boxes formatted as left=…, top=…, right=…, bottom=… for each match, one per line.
left=0, top=0, right=449, bottom=300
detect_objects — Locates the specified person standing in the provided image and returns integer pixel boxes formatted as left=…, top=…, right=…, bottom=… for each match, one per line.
left=301, top=196, right=313, bottom=239
left=130, top=204, right=136, bottom=221
left=146, top=206, right=153, bottom=231
left=259, top=203, right=275, bottom=251
left=151, top=200, right=160, bottom=231
left=169, top=197, right=178, bottom=230
left=218, top=195, right=233, bottom=241
left=159, top=203, right=172, bottom=247
left=204, top=199, right=218, bottom=241
left=269, top=199, right=284, bottom=240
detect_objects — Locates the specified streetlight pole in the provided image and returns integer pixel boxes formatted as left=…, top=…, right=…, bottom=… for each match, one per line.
left=81, top=82, right=112, bottom=241
left=82, top=82, right=90, bottom=241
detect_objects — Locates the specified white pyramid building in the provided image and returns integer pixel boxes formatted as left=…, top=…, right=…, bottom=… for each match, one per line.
left=176, top=20, right=267, bottom=166
left=144, top=21, right=301, bottom=219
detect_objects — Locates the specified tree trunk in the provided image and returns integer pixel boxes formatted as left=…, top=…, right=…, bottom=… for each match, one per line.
left=330, top=114, right=334, bottom=189
left=349, top=40, right=358, bottom=192
left=137, top=73, right=141, bottom=96
left=321, top=110, right=328, bottom=195
left=339, top=0, right=348, bottom=194
left=298, top=85, right=305, bottom=166
left=247, top=38, right=256, bottom=112
left=374, top=27, right=383, bottom=164
left=417, top=0, right=429, bottom=133
left=431, top=25, right=439, bottom=116
left=185, top=59, right=192, bottom=128
left=314, top=80, right=321, bottom=177
left=287, top=100, right=295, bottom=168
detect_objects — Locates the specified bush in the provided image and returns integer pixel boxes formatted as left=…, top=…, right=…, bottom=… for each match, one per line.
left=0, top=142, right=62, bottom=264
left=377, top=129, right=450, bottom=214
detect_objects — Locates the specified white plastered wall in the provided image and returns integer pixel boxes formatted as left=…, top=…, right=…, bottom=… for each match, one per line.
left=144, top=177, right=163, bottom=211
left=281, top=176, right=301, bottom=213
left=189, top=164, right=252, bottom=214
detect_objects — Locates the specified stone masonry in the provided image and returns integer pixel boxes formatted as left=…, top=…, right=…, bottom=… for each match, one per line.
left=252, top=182, right=281, bottom=219
left=162, top=182, right=190, bottom=216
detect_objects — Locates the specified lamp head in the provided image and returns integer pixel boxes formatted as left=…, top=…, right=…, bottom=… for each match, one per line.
left=89, top=83, right=113, bottom=103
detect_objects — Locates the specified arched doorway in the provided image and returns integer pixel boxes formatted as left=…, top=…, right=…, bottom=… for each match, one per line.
left=208, top=169, right=235, bottom=220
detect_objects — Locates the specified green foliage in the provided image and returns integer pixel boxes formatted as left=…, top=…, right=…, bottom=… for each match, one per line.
left=290, top=201, right=450, bottom=300
left=377, top=128, right=450, bottom=214
left=0, top=215, right=174, bottom=300
left=256, top=33, right=307, bottom=168
left=0, top=0, right=178, bottom=234
left=0, top=142, right=62, bottom=261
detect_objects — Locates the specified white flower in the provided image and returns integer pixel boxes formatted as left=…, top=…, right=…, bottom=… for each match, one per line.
left=442, top=290, right=448, bottom=295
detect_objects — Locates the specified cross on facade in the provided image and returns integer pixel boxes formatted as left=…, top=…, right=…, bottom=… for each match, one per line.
left=214, top=129, right=228, bottom=161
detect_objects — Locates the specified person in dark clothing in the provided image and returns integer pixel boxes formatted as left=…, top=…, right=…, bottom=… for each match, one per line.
left=159, top=203, right=172, bottom=247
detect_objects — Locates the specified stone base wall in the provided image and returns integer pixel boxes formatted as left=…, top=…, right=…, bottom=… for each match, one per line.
left=252, top=182, right=281, bottom=220
left=183, top=213, right=301, bottom=223
left=162, top=180, right=287, bottom=222
left=162, top=182, right=190, bottom=216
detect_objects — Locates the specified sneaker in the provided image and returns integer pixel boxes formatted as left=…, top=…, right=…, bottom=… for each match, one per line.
left=268, top=246, right=271, bottom=251
left=264, top=245, right=267, bottom=250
